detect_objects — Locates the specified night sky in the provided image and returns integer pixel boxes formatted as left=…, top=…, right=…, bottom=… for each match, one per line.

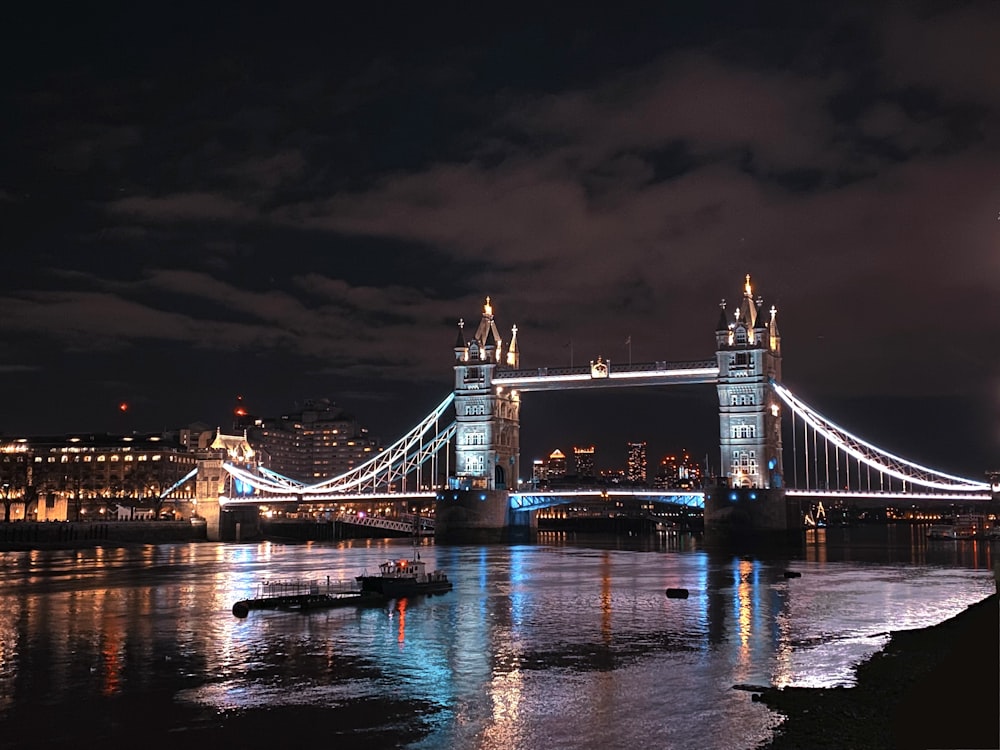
left=2, top=2, right=998, bottom=478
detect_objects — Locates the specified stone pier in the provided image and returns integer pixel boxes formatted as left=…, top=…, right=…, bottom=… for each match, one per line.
left=434, top=489, right=535, bottom=543
left=703, top=485, right=800, bottom=542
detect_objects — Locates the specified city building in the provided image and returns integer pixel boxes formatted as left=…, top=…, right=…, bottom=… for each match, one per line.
left=626, top=441, right=647, bottom=484
left=531, top=459, right=545, bottom=487
left=546, top=449, right=567, bottom=478
left=1, top=432, right=201, bottom=522
left=237, top=398, right=382, bottom=483
left=655, top=449, right=704, bottom=489
left=573, top=445, right=596, bottom=479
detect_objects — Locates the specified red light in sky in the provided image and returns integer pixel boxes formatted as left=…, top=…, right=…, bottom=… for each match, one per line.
left=118, top=402, right=128, bottom=413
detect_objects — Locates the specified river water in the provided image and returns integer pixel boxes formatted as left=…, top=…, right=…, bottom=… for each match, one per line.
left=0, top=525, right=994, bottom=750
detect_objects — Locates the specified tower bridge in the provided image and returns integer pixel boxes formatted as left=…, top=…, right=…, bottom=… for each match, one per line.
left=176, top=275, right=996, bottom=542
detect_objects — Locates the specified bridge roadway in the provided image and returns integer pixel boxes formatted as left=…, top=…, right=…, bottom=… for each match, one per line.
left=508, top=488, right=706, bottom=510
left=221, top=488, right=706, bottom=509
left=493, top=359, right=719, bottom=390
left=221, top=487, right=992, bottom=515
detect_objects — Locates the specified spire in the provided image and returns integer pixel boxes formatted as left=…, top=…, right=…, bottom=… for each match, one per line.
left=768, top=304, right=781, bottom=353
left=737, top=274, right=758, bottom=328
left=453, top=318, right=469, bottom=362
left=716, top=299, right=729, bottom=332
left=474, top=294, right=504, bottom=362
left=506, top=324, right=519, bottom=367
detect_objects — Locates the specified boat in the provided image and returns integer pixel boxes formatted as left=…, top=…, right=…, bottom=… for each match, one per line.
left=356, top=555, right=453, bottom=598
left=927, top=514, right=992, bottom=540
left=231, top=577, right=382, bottom=618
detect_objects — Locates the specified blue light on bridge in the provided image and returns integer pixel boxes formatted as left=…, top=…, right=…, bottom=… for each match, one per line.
left=234, top=478, right=254, bottom=496
left=729, top=491, right=738, bottom=502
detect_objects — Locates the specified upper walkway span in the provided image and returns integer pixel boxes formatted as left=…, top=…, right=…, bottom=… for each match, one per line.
left=494, top=359, right=719, bottom=391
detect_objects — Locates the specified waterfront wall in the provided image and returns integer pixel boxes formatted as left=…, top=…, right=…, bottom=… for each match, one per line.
left=0, top=520, right=207, bottom=549
left=259, top=519, right=425, bottom=542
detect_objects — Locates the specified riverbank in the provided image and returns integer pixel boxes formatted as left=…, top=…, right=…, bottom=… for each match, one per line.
left=756, top=591, right=999, bottom=750
left=0, top=520, right=206, bottom=549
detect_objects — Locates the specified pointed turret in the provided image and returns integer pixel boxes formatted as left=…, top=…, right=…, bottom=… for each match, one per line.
left=473, top=296, right=504, bottom=363
left=453, top=318, right=468, bottom=362
left=768, top=304, right=781, bottom=355
left=715, top=299, right=731, bottom=349
left=506, top=324, right=519, bottom=368
left=716, top=299, right=729, bottom=331
left=737, top=273, right=758, bottom=328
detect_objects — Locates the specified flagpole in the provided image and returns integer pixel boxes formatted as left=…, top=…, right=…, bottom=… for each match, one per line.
left=626, top=335, right=632, bottom=365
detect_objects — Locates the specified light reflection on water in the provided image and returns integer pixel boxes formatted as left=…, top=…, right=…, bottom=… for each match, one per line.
left=0, top=527, right=995, bottom=750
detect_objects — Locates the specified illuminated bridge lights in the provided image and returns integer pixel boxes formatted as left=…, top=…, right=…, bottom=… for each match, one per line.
left=509, top=490, right=705, bottom=511
left=771, top=380, right=990, bottom=493
left=170, top=376, right=986, bottom=513
left=495, top=360, right=719, bottom=391
left=785, top=489, right=992, bottom=502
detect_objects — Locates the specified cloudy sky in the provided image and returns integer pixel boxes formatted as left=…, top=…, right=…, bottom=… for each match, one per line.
left=2, top=2, right=998, bottom=476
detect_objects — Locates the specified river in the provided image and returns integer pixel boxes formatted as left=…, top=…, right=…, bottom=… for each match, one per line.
left=0, top=525, right=994, bottom=749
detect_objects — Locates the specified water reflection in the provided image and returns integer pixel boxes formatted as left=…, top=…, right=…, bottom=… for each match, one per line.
left=0, top=529, right=994, bottom=750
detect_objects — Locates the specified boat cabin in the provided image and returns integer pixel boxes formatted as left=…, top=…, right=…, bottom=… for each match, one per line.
left=378, top=558, right=424, bottom=579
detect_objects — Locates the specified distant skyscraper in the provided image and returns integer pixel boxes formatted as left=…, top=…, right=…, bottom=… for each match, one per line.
left=532, top=459, right=545, bottom=486
left=547, top=449, right=567, bottom=478
left=626, top=441, right=647, bottom=484
left=573, top=445, right=595, bottom=478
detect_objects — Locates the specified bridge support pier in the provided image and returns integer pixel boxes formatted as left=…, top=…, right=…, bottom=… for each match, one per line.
left=703, top=486, right=799, bottom=543
left=435, top=489, right=533, bottom=543
left=200, top=497, right=223, bottom=542
left=197, top=498, right=261, bottom=542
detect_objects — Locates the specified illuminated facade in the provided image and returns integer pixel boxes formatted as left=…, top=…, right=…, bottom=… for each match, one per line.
left=546, top=449, right=567, bottom=478
left=656, top=449, right=703, bottom=489
left=573, top=445, right=595, bottom=477
left=241, top=398, right=382, bottom=482
left=1, top=433, right=199, bottom=521
left=626, top=441, right=647, bottom=483
left=715, top=274, right=783, bottom=488
left=452, top=297, right=520, bottom=490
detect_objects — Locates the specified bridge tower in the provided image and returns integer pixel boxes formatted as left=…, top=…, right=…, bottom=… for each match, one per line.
left=436, top=297, right=529, bottom=542
left=196, top=430, right=260, bottom=542
left=706, top=275, right=797, bottom=535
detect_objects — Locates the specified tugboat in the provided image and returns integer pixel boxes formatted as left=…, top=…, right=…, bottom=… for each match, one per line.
left=356, top=555, right=453, bottom=598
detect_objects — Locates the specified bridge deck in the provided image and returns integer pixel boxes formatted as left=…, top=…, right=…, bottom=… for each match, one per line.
left=494, top=359, right=719, bottom=391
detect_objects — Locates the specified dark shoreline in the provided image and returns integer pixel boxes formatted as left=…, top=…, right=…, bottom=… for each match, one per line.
left=755, top=591, right=1000, bottom=750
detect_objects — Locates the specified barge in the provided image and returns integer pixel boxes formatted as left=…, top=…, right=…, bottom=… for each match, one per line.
left=231, top=577, right=380, bottom=618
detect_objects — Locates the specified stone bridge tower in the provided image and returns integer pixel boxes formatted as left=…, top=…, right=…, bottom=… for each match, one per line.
left=714, top=274, right=784, bottom=489
left=706, top=275, right=796, bottom=535
left=436, top=297, right=529, bottom=541
left=451, top=297, right=521, bottom=491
